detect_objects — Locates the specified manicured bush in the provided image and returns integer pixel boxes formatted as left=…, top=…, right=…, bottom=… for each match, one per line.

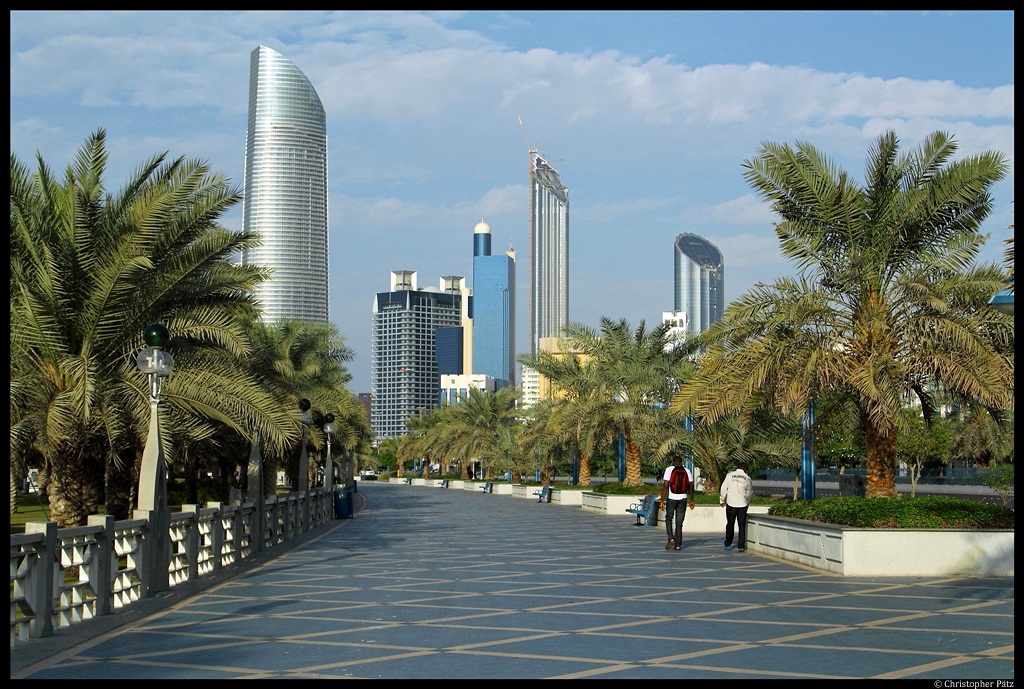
left=768, top=496, right=1014, bottom=529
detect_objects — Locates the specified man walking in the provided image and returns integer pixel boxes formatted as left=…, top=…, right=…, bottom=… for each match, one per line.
left=719, top=462, right=753, bottom=551
left=660, top=456, right=694, bottom=551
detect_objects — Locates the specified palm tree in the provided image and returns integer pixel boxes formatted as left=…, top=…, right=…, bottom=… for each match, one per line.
left=444, top=387, right=521, bottom=480
left=674, top=131, right=1012, bottom=497
left=10, top=130, right=294, bottom=525
left=243, top=319, right=364, bottom=492
left=523, top=353, right=617, bottom=487
left=654, top=413, right=799, bottom=493
left=947, top=404, right=1013, bottom=469
left=532, top=319, right=693, bottom=486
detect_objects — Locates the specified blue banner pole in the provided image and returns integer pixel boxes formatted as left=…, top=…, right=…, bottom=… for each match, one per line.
left=618, top=433, right=626, bottom=483
left=801, top=401, right=816, bottom=500
left=684, top=415, right=695, bottom=479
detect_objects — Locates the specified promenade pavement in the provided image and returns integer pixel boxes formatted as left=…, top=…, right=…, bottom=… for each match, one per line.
left=12, top=482, right=1014, bottom=679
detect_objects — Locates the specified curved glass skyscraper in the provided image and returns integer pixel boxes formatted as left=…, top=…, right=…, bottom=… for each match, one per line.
left=674, top=233, right=724, bottom=338
left=241, top=45, right=329, bottom=323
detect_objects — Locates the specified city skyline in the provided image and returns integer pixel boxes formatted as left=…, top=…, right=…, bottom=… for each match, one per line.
left=241, top=45, right=330, bottom=323
left=10, top=11, right=1014, bottom=394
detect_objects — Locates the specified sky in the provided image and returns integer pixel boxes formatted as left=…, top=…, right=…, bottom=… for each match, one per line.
left=10, top=11, right=1015, bottom=395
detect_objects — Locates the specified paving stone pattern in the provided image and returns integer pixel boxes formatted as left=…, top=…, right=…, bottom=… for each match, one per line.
left=16, top=483, right=1014, bottom=679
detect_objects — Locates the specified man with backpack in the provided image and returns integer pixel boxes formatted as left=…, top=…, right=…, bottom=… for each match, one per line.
left=660, top=455, right=695, bottom=551
left=719, top=462, right=754, bottom=551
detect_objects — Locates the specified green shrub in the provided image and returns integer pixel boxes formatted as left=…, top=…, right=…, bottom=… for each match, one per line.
left=590, top=483, right=657, bottom=496
left=768, top=496, right=1014, bottom=529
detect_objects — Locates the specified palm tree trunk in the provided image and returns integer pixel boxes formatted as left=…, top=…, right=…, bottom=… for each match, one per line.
left=48, top=456, right=103, bottom=528
left=11, top=471, right=19, bottom=515
left=460, top=459, right=469, bottom=480
left=624, top=437, right=643, bottom=486
left=104, top=447, right=136, bottom=521
left=578, top=451, right=592, bottom=486
left=865, top=413, right=898, bottom=498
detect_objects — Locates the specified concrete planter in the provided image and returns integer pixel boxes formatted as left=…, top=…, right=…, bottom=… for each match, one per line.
left=491, top=483, right=514, bottom=495
left=581, top=492, right=657, bottom=515
left=748, top=514, right=1014, bottom=576
left=550, top=489, right=584, bottom=506
left=658, top=504, right=770, bottom=533
left=512, top=484, right=531, bottom=498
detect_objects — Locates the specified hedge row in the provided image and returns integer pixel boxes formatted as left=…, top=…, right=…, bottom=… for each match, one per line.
left=768, top=496, right=1014, bottom=529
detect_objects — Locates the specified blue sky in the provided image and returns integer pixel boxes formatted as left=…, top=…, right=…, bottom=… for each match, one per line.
left=10, top=11, right=1015, bottom=394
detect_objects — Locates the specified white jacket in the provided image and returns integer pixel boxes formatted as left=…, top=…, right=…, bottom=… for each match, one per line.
left=719, top=469, right=753, bottom=508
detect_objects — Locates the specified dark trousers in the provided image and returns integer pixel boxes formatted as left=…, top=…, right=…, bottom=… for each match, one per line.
left=664, top=499, right=687, bottom=544
left=725, top=504, right=749, bottom=548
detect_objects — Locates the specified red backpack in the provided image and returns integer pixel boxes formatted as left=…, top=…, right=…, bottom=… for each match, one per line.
left=669, top=466, right=690, bottom=495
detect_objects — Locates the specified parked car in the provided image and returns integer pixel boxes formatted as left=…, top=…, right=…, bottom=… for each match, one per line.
left=359, top=468, right=378, bottom=480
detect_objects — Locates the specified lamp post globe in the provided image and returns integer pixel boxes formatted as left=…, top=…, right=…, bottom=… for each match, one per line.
left=143, top=323, right=170, bottom=348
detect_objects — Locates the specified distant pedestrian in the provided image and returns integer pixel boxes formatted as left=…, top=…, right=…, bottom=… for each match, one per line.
left=720, top=462, right=753, bottom=551
left=660, top=456, right=695, bottom=551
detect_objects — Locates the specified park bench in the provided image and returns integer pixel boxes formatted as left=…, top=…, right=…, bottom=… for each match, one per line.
left=402, top=477, right=411, bottom=485
left=533, top=484, right=551, bottom=503
left=479, top=480, right=493, bottom=494
left=439, top=478, right=449, bottom=488
left=625, top=494, right=659, bottom=527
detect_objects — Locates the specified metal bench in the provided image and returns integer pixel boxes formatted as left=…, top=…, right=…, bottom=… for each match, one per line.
left=625, top=494, right=659, bottom=527
left=479, top=480, right=493, bottom=494
left=402, top=477, right=411, bottom=485
left=532, top=484, right=551, bottom=503
left=439, top=478, right=449, bottom=488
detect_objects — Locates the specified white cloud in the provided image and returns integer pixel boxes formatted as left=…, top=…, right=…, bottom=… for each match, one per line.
left=680, top=194, right=774, bottom=227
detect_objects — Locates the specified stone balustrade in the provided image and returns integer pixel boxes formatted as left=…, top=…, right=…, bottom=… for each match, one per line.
left=10, top=487, right=336, bottom=648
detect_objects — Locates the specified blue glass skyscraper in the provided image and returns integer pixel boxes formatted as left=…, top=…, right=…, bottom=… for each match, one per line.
left=471, top=221, right=516, bottom=389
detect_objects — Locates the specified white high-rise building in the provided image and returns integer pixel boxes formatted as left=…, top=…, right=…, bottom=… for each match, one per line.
left=241, top=45, right=329, bottom=323
left=528, top=151, right=569, bottom=356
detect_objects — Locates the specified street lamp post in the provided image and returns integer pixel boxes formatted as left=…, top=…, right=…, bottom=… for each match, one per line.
left=323, top=412, right=334, bottom=492
left=134, top=323, right=174, bottom=595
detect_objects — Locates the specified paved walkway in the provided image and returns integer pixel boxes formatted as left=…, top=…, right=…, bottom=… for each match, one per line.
left=13, top=483, right=1014, bottom=679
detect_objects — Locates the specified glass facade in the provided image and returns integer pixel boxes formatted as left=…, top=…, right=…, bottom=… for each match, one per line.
left=371, top=273, right=463, bottom=439
left=472, top=222, right=516, bottom=388
left=528, top=152, right=569, bottom=356
left=435, top=326, right=464, bottom=375
left=674, top=233, right=725, bottom=338
left=240, top=45, right=329, bottom=323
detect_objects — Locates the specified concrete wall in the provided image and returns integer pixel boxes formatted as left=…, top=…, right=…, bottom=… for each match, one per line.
left=748, top=515, right=1014, bottom=576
